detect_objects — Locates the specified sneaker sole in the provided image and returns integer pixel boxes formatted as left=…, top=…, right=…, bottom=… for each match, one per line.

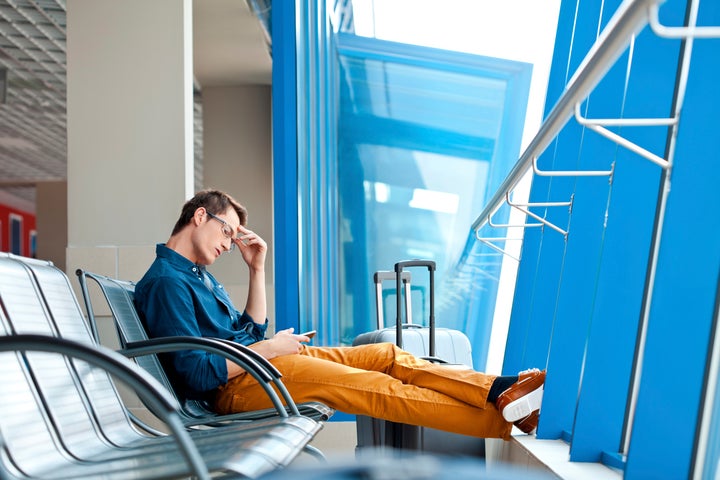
left=501, top=386, right=544, bottom=422
left=514, top=410, right=540, bottom=434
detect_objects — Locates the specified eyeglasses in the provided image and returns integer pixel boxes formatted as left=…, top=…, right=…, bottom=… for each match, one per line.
left=206, top=211, right=237, bottom=252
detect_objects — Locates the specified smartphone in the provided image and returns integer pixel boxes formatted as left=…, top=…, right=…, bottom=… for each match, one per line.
left=300, top=330, right=317, bottom=339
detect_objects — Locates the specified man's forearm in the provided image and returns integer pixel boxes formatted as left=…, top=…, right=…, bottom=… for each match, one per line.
left=244, top=267, right=266, bottom=324
left=226, top=339, right=276, bottom=379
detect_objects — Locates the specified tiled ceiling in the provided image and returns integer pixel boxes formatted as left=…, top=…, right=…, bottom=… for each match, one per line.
left=0, top=0, right=66, bottom=209
left=0, top=0, right=271, bottom=212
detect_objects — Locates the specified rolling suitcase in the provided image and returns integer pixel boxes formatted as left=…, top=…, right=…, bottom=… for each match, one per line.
left=353, top=260, right=485, bottom=456
left=355, top=261, right=473, bottom=366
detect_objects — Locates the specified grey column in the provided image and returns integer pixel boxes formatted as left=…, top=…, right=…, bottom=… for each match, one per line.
left=65, top=0, right=194, bottom=281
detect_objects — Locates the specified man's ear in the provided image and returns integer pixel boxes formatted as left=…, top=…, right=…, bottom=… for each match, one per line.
left=193, top=207, right=206, bottom=226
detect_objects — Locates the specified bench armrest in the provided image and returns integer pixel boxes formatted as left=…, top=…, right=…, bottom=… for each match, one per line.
left=122, top=336, right=292, bottom=416
left=0, top=334, right=211, bottom=480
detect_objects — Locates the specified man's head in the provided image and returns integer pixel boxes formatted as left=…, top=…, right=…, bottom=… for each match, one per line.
left=169, top=189, right=248, bottom=265
left=172, top=190, right=247, bottom=235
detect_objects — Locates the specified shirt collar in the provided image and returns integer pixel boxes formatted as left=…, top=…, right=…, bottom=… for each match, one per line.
left=156, top=243, right=204, bottom=276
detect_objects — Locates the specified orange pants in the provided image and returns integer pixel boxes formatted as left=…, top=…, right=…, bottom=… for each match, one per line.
left=214, top=343, right=512, bottom=439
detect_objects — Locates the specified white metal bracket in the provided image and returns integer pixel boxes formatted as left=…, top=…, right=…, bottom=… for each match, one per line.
left=505, top=192, right=572, bottom=238
left=473, top=234, right=522, bottom=262
left=574, top=103, right=674, bottom=169
left=648, top=4, right=720, bottom=39
left=487, top=210, right=543, bottom=229
left=532, top=155, right=615, bottom=179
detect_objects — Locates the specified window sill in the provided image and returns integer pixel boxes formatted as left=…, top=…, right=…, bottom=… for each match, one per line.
left=486, top=433, right=624, bottom=480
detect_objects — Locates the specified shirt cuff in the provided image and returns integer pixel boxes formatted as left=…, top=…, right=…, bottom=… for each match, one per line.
left=238, top=310, right=269, bottom=339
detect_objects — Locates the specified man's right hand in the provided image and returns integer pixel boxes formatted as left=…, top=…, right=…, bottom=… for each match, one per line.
left=248, top=328, right=311, bottom=361
left=271, top=328, right=312, bottom=355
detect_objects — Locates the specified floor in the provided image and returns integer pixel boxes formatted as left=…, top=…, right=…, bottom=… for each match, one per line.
left=303, top=421, right=623, bottom=479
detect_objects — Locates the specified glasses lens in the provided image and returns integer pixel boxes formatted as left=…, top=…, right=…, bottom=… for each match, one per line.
left=208, top=212, right=236, bottom=252
left=221, top=225, right=235, bottom=252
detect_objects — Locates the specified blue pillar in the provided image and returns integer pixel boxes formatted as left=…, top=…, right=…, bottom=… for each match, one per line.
left=271, top=0, right=300, bottom=331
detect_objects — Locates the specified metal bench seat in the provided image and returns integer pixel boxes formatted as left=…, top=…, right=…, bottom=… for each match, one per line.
left=0, top=253, right=322, bottom=479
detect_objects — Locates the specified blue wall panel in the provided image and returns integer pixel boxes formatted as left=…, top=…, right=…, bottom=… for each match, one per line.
left=569, top=0, right=685, bottom=460
left=626, top=1, right=720, bottom=475
left=573, top=68, right=681, bottom=465
left=505, top=0, right=625, bottom=439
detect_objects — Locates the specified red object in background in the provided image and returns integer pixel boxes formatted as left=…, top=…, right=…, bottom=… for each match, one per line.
left=0, top=203, right=36, bottom=257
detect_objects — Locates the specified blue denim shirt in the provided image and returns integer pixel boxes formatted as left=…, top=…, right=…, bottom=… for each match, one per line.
left=134, top=244, right=268, bottom=399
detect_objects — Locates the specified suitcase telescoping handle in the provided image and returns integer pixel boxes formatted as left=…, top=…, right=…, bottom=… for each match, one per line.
left=395, top=260, right=436, bottom=356
left=374, top=270, right=411, bottom=330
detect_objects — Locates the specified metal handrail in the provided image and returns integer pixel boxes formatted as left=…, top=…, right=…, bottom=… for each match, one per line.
left=471, top=0, right=663, bottom=232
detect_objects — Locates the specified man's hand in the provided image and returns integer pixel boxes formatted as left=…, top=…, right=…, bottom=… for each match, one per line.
left=268, top=328, right=312, bottom=356
left=247, top=328, right=311, bottom=360
left=234, top=225, right=267, bottom=271
left=228, top=328, right=312, bottom=379
left=233, top=226, right=268, bottom=328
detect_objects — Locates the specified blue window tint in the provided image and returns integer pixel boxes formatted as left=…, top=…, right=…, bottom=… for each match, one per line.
left=335, top=34, right=531, bottom=368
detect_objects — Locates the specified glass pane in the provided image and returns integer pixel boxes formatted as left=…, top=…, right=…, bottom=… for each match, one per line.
left=336, top=37, right=530, bottom=368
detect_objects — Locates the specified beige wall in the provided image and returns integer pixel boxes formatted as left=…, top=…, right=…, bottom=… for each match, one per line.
left=36, top=181, right=68, bottom=271
left=65, top=0, right=194, bottom=292
left=201, top=84, right=275, bottom=321
left=64, top=0, right=194, bottom=331
left=66, top=0, right=194, bottom=252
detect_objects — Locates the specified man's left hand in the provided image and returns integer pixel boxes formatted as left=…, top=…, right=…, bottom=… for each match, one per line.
left=234, top=226, right=267, bottom=270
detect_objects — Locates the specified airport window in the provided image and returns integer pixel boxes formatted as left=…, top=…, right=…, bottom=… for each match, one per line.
left=273, top=1, right=720, bottom=475
left=333, top=35, right=531, bottom=365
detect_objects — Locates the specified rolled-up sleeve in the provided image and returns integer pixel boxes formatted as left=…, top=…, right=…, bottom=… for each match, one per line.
left=231, top=310, right=268, bottom=345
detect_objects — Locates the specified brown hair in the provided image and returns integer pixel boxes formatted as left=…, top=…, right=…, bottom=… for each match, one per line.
left=171, top=189, right=247, bottom=235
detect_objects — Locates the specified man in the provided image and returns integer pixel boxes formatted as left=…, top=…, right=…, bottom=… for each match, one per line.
left=134, top=189, right=545, bottom=439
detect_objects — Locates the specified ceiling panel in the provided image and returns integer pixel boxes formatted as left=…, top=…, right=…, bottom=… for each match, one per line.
left=0, top=0, right=67, bottom=202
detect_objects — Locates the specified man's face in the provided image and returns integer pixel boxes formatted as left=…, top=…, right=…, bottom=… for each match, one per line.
left=194, top=207, right=241, bottom=265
